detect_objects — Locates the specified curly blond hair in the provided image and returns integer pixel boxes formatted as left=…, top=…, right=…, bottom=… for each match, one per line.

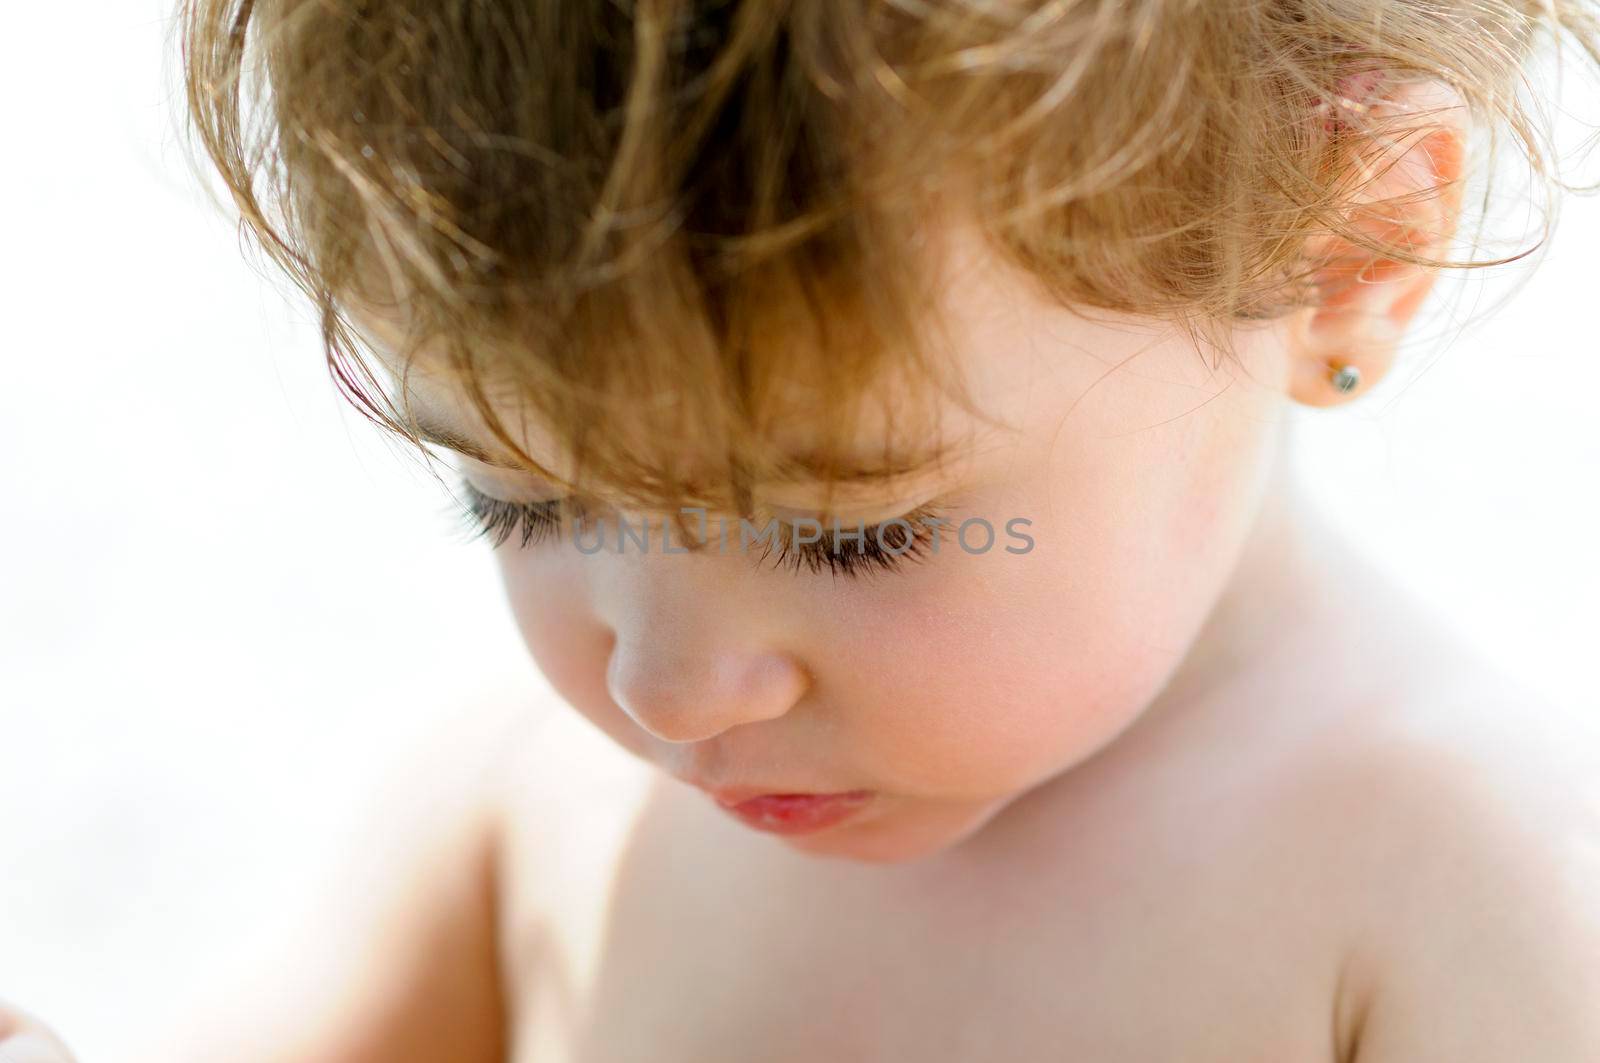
left=179, top=0, right=1600, bottom=515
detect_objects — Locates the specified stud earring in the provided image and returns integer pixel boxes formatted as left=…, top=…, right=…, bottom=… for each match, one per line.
left=1329, top=362, right=1362, bottom=394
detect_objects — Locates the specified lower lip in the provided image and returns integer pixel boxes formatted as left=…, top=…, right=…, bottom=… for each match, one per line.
left=715, top=791, right=875, bottom=835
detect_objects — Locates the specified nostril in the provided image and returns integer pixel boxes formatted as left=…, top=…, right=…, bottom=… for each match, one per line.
left=743, top=652, right=812, bottom=710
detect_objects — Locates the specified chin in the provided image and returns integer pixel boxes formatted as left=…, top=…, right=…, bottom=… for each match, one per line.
left=778, top=794, right=1020, bottom=865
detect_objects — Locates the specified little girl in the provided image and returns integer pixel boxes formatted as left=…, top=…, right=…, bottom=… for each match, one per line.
left=10, top=0, right=1600, bottom=1060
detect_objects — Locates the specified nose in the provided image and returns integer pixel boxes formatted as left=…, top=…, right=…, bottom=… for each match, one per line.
left=604, top=633, right=810, bottom=745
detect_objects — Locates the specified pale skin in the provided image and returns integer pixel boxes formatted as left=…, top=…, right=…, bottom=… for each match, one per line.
left=11, top=77, right=1600, bottom=1061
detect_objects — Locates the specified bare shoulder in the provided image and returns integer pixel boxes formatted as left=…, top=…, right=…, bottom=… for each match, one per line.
left=491, top=690, right=658, bottom=1024
left=130, top=696, right=533, bottom=1063
left=1278, top=666, right=1600, bottom=1061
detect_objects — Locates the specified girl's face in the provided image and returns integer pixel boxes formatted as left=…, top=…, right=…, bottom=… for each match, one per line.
left=373, top=220, right=1299, bottom=863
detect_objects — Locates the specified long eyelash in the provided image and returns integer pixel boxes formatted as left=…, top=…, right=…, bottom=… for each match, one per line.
left=447, top=477, right=949, bottom=579
left=449, top=478, right=566, bottom=549
left=757, top=504, right=950, bottom=580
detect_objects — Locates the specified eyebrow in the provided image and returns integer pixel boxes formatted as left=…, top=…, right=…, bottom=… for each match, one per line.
left=401, top=410, right=963, bottom=487
left=404, top=413, right=534, bottom=471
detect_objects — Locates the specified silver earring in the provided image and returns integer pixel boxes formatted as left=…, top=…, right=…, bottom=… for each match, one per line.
left=1329, top=362, right=1361, bottom=394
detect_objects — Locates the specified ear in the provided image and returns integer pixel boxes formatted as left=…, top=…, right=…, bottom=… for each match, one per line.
left=1287, top=76, right=1470, bottom=407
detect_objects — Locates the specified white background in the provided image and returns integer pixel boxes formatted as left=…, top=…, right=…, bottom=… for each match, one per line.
left=1, top=3, right=1597, bottom=1057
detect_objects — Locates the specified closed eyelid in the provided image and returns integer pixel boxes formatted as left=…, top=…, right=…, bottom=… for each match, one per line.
left=455, top=468, right=571, bottom=509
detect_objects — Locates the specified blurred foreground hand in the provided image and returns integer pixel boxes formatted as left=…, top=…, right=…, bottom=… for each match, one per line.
left=0, top=1000, right=76, bottom=1063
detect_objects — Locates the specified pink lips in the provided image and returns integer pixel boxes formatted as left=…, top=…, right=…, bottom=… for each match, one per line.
left=712, top=790, right=875, bottom=835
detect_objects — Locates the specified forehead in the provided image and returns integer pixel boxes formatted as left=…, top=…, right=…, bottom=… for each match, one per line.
left=346, top=216, right=1205, bottom=502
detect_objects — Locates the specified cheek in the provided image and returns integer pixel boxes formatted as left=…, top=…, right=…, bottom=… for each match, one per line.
left=816, top=557, right=1190, bottom=798
left=494, top=552, right=645, bottom=751
left=820, top=442, right=1261, bottom=798
left=498, top=552, right=588, bottom=683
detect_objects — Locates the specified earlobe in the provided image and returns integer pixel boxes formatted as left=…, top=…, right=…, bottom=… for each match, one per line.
left=1286, top=259, right=1424, bottom=408
left=1286, top=76, right=1469, bottom=408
